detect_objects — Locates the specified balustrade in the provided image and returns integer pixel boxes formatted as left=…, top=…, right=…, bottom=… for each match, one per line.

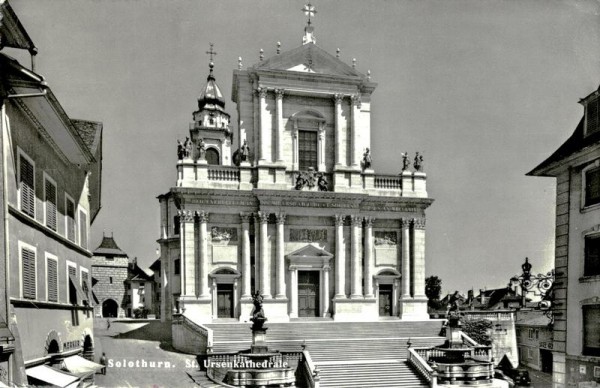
left=207, top=166, right=240, bottom=182
left=374, top=174, right=402, bottom=190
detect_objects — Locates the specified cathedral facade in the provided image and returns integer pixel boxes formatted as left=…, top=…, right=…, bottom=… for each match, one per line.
left=157, top=21, right=433, bottom=324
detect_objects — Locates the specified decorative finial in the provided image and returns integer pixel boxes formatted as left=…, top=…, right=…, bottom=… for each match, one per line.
left=206, top=43, right=217, bottom=77
left=238, top=57, right=243, bottom=70
left=336, top=48, right=340, bottom=58
left=259, top=48, right=264, bottom=61
left=302, top=3, right=317, bottom=26
left=352, top=58, right=356, bottom=69
left=277, top=42, right=281, bottom=55
left=367, top=70, right=371, bottom=81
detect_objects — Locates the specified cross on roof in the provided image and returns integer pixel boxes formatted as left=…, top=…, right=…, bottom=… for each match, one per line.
left=206, top=43, right=217, bottom=62
left=302, top=3, right=317, bottom=26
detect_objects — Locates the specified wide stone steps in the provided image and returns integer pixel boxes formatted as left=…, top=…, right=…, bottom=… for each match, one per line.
left=317, top=362, right=428, bottom=388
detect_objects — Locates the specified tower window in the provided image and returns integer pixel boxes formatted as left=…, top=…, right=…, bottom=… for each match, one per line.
left=205, top=148, right=220, bottom=165
left=298, top=130, right=318, bottom=171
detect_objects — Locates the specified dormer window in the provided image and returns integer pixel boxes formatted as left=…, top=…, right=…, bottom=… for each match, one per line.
left=584, top=93, right=600, bottom=136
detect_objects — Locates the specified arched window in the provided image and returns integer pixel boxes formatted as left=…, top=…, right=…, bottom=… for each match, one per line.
left=206, top=148, right=220, bottom=165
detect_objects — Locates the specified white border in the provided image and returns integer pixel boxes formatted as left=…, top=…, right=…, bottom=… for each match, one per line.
left=17, top=240, right=37, bottom=299
left=45, top=252, right=59, bottom=302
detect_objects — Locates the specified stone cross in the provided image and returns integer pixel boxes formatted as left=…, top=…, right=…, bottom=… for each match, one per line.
left=302, top=3, right=317, bottom=25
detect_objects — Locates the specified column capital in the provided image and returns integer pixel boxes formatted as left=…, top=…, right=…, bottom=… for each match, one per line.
left=289, top=265, right=298, bottom=271
left=276, top=212, right=286, bottom=224
left=257, top=211, right=270, bottom=224
left=240, top=212, right=252, bottom=223
left=275, top=88, right=285, bottom=100
left=334, top=214, right=346, bottom=226
left=256, top=87, right=268, bottom=98
left=364, top=216, right=375, bottom=227
left=413, top=217, right=426, bottom=230
left=350, top=215, right=362, bottom=226
left=333, top=93, right=344, bottom=104
left=350, top=93, right=362, bottom=108
left=401, top=218, right=412, bottom=228
left=196, top=210, right=209, bottom=223
left=323, top=265, right=331, bottom=272
left=178, top=209, right=195, bottom=223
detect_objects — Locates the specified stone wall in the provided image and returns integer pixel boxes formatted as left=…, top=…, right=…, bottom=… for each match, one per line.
left=91, top=257, right=129, bottom=317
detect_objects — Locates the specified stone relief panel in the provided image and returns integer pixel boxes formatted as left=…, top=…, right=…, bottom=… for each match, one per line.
left=211, top=227, right=238, bottom=243
left=374, top=231, right=398, bottom=246
left=374, top=230, right=399, bottom=267
left=289, top=228, right=328, bottom=243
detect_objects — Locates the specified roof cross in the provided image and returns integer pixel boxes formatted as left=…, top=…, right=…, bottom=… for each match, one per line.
left=302, top=3, right=317, bottom=26
left=206, top=43, right=217, bottom=62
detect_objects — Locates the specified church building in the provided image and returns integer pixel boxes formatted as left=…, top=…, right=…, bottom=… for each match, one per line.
left=157, top=7, right=433, bottom=324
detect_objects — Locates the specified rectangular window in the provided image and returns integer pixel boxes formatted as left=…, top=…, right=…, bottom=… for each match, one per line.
left=79, top=210, right=88, bottom=249
left=585, top=235, right=600, bottom=277
left=66, top=197, right=76, bottom=242
left=19, top=154, right=35, bottom=217
left=81, top=270, right=89, bottom=299
left=298, top=130, right=318, bottom=171
left=44, top=177, right=57, bottom=231
left=587, top=98, right=600, bottom=136
left=109, top=276, right=113, bottom=284
left=21, top=247, right=36, bottom=299
left=47, top=256, right=58, bottom=302
left=68, top=265, right=77, bottom=305
left=583, top=305, right=600, bottom=356
left=585, top=167, right=600, bottom=207
left=174, top=259, right=181, bottom=275
left=174, top=215, right=180, bottom=236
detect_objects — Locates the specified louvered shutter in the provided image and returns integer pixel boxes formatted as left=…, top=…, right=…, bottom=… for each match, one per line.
left=586, top=168, right=600, bottom=207
left=66, top=200, right=75, bottom=242
left=587, top=99, right=599, bottom=136
left=22, top=248, right=36, bottom=299
left=20, top=156, right=35, bottom=217
left=45, top=179, right=57, bottom=230
left=47, top=259, right=58, bottom=302
left=79, top=210, right=87, bottom=249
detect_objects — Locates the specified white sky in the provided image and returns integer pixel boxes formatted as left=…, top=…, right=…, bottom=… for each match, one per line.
left=7, top=0, right=600, bottom=294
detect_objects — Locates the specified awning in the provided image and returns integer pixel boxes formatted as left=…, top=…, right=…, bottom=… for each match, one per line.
left=63, top=355, right=104, bottom=377
left=69, top=275, right=89, bottom=306
left=26, top=365, right=79, bottom=387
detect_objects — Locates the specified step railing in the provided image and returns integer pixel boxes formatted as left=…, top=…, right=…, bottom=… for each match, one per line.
left=207, top=166, right=240, bottom=182
left=172, top=313, right=213, bottom=353
left=205, top=351, right=302, bottom=385
left=407, top=347, right=437, bottom=387
left=296, top=349, right=320, bottom=388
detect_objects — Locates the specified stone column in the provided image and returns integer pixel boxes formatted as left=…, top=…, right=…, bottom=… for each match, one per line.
left=322, top=266, right=330, bottom=316
left=254, top=213, right=261, bottom=291
left=334, top=215, right=346, bottom=298
left=292, top=121, right=298, bottom=171
left=350, top=215, right=363, bottom=299
left=258, top=211, right=271, bottom=298
left=275, top=89, right=284, bottom=163
left=198, top=211, right=210, bottom=298
left=350, top=94, right=361, bottom=167
left=289, top=266, right=298, bottom=318
left=363, top=217, right=374, bottom=298
left=240, top=213, right=252, bottom=298
left=318, top=123, right=326, bottom=172
left=333, top=94, right=344, bottom=166
left=401, top=218, right=411, bottom=297
left=257, top=87, right=268, bottom=162
left=275, top=212, right=286, bottom=298
left=412, top=218, right=427, bottom=298
left=179, top=210, right=195, bottom=296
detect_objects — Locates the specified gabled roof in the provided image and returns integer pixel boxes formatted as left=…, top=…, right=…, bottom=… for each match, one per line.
left=93, top=235, right=127, bottom=257
left=149, top=258, right=160, bottom=271
left=0, top=0, right=36, bottom=51
left=127, top=262, right=152, bottom=282
left=71, top=119, right=102, bottom=155
left=287, top=244, right=333, bottom=258
left=254, top=43, right=364, bottom=79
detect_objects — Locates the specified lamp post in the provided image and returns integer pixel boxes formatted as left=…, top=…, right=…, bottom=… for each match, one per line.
left=511, top=257, right=555, bottom=324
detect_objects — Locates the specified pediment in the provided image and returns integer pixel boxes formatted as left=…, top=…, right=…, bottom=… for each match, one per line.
left=255, top=44, right=363, bottom=78
left=287, top=244, right=333, bottom=259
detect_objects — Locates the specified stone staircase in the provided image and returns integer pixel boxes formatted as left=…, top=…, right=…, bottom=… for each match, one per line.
left=204, top=320, right=445, bottom=387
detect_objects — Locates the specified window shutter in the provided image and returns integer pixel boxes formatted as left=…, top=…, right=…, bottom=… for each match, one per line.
left=22, top=248, right=36, bottom=299
left=20, top=156, right=35, bottom=217
left=79, top=210, right=87, bottom=249
left=47, top=259, right=58, bottom=302
left=45, top=179, right=57, bottom=230
left=67, top=200, right=75, bottom=242
left=585, top=167, right=600, bottom=207
left=587, top=99, right=600, bottom=136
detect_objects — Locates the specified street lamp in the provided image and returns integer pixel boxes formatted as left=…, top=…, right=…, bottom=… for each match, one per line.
left=511, top=257, right=555, bottom=324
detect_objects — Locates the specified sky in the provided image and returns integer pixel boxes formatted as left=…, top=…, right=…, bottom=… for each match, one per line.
left=6, top=0, right=600, bottom=295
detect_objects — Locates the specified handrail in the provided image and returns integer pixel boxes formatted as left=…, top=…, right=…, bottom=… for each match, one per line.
left=174, top=313, right=213, bottom=347
left=407, top=347, right=435, bottom=386
left=460, top=332, right=478, bottom=346
left=302, top=349, right=320, bottom=388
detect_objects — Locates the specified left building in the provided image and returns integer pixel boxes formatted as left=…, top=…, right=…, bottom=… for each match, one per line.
left=0, top=1, right=103, bottom=385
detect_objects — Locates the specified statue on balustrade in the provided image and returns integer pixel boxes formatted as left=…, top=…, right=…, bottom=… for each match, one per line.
left=240, top=140, right=250, bottom=162
left=362, top=148, right=372, bottom=170
left=177, top=140, right=185, bottom=160
left=414, top=152, right=424, bottom=172
left=183, top=137, right=192, bottom=159
left=402, top=152, right=410, bottom=171
left=197, top=138, right=206, bottom=160
left=317, top=174, right=328, bottom=191
left=250, top=290, right=267, bottom=331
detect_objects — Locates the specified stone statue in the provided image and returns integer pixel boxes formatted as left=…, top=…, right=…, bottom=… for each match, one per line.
left=446, top=291, right=461, bottom=318
left=250, top=290, right=267, bottom=331
left=183, top=137, right=192, bottom=159
left=362, top=148, right=372, bottom=170
left=414, top=152, right=424, bottom=172
left=240, top=140, right=250, bottom=162
left=295, top=168, right=317, bottom=190
left=317, top=174, right=328, bottom=191
left=197, top=138, right=206, bottom=160
left=402, top=152, right=410, bottom=171
left=177, top=140, right=185, bottom=160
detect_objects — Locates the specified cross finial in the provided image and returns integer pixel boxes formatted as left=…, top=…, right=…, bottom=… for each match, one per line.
left=302, top=3, right=317, bottom=26
left=206, top=43, right=217, bottom=62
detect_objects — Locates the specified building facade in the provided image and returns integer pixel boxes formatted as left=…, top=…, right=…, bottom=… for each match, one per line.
left=529, top=84, right=600, bottom=387
left=158, top=20, right=433, bottom=324
left=91, top=235, right=154, bottom=318
left=515, top=310, right=553, bottom=373
left=0, top=1, right=103, bottom=385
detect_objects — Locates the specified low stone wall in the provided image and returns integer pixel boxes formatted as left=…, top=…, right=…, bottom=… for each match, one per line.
left=171, top=314, right=212, bottom=354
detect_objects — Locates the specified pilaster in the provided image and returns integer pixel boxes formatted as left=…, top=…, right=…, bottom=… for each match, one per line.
left=257, top=87, right=269, bottom=163
left=350, top=94, right=361, bottom=168
left=350, top=215, right=363, bottom=299
left=401, top=218, right=411, bottom=298
left=240, top=213, right=252, bottom=299
left=334, top=214, right=346, bottom=298
left=179, top=210, right=195, bottom=297
left=275, top=212, right=287, bottom=299
left=363, top=217, right=374, bottom=298
left=275, top=89, right=284, bottom=163
left=258, top=211, right=271, bottom=298
left=198, top=211, right=210, bottom=299
left=322, top=266, right=330, bottom=317
left=289, top=266, right=298, bottom=318
left=333, top=94, right=344, bottom=167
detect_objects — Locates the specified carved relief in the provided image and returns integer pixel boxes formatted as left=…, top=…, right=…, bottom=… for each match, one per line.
left=211, top=227, right=237, bottom=242
left=334, top=214, right=346, bottom=226
left=290, top=229, right=327, bottom=242
left=256, top=87, right=268, bottom=98
left=374, top=231, right=398, bottom=246
left=350, top=94, right=362, bottom=108
left=364, top=216, right=375, bottom=227
left=178, top=210, right=195, bottom=223
left=257, top=211, right=270, bottom=223
left=401, top=218, right=412, bottom=228
left=350, top=215, right=362, bottom=226
left=413, top=218, right=426, bottom=229
left=333, top=93, right=344, bottom=104
left=196, top=211, right=209, bottom=223
left=275, top=88, right=285, bottom=100
left=276, top=212, right=286, bottom=224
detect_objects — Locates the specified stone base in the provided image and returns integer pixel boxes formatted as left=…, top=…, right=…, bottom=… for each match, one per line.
left=262, top=299, right=290, bottom=322
left=180, top=298, right=212, bottom=323
left=399, top=296, right=429, bottom=320
left=332, top=297, right=377, bottom=321
left=256, top=165, right=288, bottom=190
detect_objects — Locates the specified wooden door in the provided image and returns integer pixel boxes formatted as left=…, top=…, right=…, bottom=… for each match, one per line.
left=298, top=271, right=320, bottom=317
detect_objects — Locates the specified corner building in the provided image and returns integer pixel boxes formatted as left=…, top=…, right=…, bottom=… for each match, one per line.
left=158, top=24, right=433, bottom=324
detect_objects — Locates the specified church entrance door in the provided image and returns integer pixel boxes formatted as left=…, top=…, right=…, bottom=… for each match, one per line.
left=298, top=271, right=319, bottom=317
left=217, top=284, right=234, bottom=318
left=379, top=284, right=393, bottom=316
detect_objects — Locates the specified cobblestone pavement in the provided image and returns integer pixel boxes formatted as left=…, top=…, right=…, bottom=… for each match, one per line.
left=92, top=318, right=199, bottom=388
left=523, top=366, right=553, bottom=387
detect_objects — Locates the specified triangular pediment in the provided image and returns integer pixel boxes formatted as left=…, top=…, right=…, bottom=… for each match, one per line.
left=287, top=244, right=333, bottom=258
left=255, top=43, right=363, bottom=78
